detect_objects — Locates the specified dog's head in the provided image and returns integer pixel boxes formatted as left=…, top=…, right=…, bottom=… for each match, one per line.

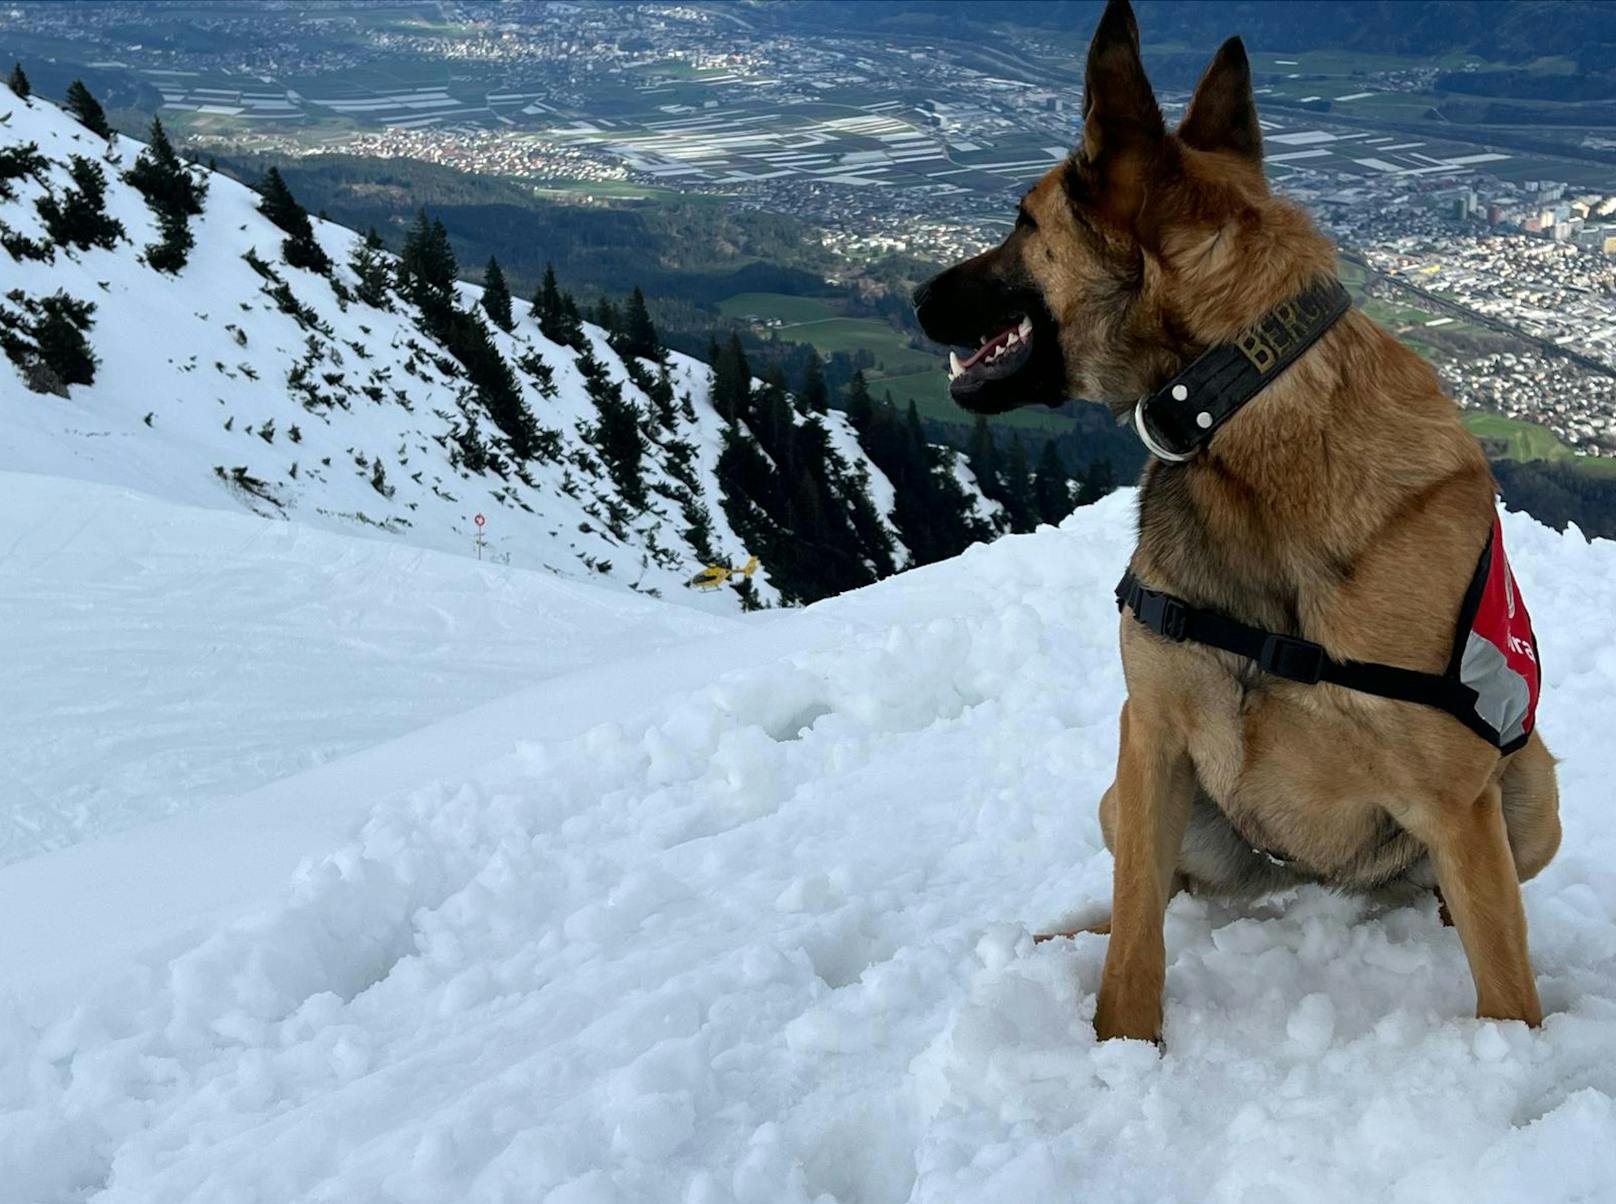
left=913, top=0, right=1333, bottom=417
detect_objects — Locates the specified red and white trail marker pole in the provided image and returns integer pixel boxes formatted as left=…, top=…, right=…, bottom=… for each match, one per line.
left=473, top=512, right=486, bottom=561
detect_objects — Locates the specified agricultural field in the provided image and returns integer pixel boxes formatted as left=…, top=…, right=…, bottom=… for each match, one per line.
left=1464, top=412, right=1616, bottom=477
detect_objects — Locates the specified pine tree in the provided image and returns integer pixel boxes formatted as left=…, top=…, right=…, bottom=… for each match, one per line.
left=967, top=415, right=1000, bottom=497
left=800, top=349, right=828, bottom=415
left=6, top=62, right=29, bottom=99
left=124, top=118, right=206, bottom=218
left=1033, top=439, right=1073, bottom=526
left=619, top=285, right=660, bottom=361
left=591, top=295, right=620, bottom=336
left=648, top=363, right=679, bottom=431
left=531, top=265, right=584, bottom=351
left=582, top=356, right=647, bottom=508
left=846, top=369, right=875, bottom=434
left=396, top=209, right=456, bottom=305
left=144, top=206, right=194, bottom=274
left=258, top=166, right=330, bottom=274
left=710, top=334, right=752, bottom=424
left=1003, top=437, right=1037, bottom=533
left=35, top=155, right=124, bottom=251
left=30, top=290, right=98, bottom=388
left=349, top=228, right=392, bottom=309
left=429, top=219, right=456, bottom=290
left=534, top=262, right=562, bottom=333
left=480, top=255, right=513, bottom=331
left=63, top=80, right=111, bottom=139
left=557, top=293, right=585, bottom=350
left=1076, top=457, right=1116, bottom=507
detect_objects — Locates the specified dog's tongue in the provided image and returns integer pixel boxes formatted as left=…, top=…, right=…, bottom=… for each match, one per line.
left=961, top=323, right=1017, bottom=371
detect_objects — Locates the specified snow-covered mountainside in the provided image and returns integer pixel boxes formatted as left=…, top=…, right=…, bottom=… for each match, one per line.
left=4, top=467, right=1616, bottom=1201
left=0, top=92, right=994, bottom=610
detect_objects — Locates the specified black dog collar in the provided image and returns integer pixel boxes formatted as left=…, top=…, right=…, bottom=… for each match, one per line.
left=1133, top=277, right=1353, bottom=462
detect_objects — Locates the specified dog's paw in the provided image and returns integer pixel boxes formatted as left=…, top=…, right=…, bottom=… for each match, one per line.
left=1094, top=987, right=1163, bottom=1045
left=1032, top=916, right=1111, bottom=943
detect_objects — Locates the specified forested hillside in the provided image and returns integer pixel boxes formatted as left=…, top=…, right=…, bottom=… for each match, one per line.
left=1, top=78, right=1112, bottom=609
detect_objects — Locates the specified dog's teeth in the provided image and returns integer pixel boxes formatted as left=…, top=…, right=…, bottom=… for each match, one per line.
left=1006, top=330, right=1020, bottom=347
left=949, top=351, right=964, bottom=379
left=1019, top=316, right=1033, bottom=337
left=978, top=336, right=988, bottom=346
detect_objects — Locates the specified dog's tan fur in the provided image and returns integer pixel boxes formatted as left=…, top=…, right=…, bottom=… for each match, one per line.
left=932, top=0, right=1561, bottom=1043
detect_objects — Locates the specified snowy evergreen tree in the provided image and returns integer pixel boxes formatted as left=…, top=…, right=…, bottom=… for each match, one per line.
left=647, top=363, right=679, bottom=431
left=257, top=167, right=330, bottom=275
left=1077, top=457, right=1117, bottom=507
left=63, top=80, right=110, bottom=139
left=481, top=256, right=513, bottom=332
left=800, top=349, right=828, bottom=415
left=845, top=369, right=876, bottom=435
left=1033, top=439, right=1074, bottom=527
left=535, top=266, right=585, bottom=351
left=534, top=263, right=561, bottom=331
left=618, top=286, right=660, bottom=361
left=144, top=206, right=194, bottom=274
left=35, top=156, right=123, bottom=251
left=6, top=62, right=28, bottom=99
left=1002, top=436, right=1037, bottom=533
left=349, top=228, right=392, bottom=310
left=9, top=290, right=98, bottom=392
left=125, top=118, right=206, bottom=273
left=710, top=334, right=753, bottom=425
left=124, top=118, right=206, bottom=219
left=579, top=350, right=647, bottom=509
left=396, top=210, right=456, bottom=304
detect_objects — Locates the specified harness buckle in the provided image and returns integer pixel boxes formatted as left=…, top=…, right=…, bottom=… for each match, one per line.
left=1135, top=590, right=1188, bottom=642
left=1258, top=633, right=1326, bottom=684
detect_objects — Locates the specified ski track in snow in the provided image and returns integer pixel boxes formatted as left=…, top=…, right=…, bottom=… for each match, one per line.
left=5, top=485, right=1616, bottom=1202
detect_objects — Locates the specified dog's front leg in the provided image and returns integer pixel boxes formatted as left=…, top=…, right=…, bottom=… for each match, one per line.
left=1094, top=697, right=1195, bottom=1043
left=1412, top=781, right=1543, bottom=1026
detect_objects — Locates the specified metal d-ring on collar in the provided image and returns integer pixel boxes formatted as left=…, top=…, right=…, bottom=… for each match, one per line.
left=1133, top=386, right=1197, bottom=463
left=1131, top=277, right=1354, bottom=463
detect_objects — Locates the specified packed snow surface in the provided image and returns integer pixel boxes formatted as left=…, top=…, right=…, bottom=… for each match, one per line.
left=0, top=472, right=733, bottom=867
left=5, top=475, right=1616, bottom=1203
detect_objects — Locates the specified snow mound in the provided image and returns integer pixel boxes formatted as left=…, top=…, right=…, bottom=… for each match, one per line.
left=5, top=487, right=1616, bottom=1202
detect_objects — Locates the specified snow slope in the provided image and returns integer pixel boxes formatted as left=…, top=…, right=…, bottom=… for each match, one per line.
left=0, top=470, right=733, bottom=867
left=5, top=483, right=1616, bottom=1203
left=0, top=92, right=972, bottom=610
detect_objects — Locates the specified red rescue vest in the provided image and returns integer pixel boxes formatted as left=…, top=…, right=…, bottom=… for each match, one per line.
left=1116, top=513, right=1540, bottom=754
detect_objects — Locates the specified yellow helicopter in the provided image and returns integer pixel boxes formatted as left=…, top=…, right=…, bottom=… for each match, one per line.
left=688, top=554, right=759, bottom=590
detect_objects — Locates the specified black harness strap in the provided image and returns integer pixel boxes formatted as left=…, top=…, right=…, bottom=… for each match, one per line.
left=1115, top=571, right=1480, bottom=718
left=1134, top=278, right=1353, bottom=462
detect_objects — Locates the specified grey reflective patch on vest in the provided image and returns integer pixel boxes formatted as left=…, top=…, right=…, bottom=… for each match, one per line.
left=1460, top=631, right=1531, bottom=745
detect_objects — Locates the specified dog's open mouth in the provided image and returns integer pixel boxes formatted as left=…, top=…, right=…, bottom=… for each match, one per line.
left=941, top=309, right=1062, bottom=414
left=948, top=316, right=1034, bottom=392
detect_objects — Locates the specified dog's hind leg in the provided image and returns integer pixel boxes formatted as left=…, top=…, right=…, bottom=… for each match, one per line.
left=1034, top=783, right=1124, bottom=942
left=1499, top=729, right=1561, bottom=883
left=1033, top=917, right=1111, bottom=942
left=1407, top=779, right=1543, bottom=1026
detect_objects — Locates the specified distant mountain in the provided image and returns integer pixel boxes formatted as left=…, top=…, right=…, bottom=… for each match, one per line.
left=0, top=86, right=1025, bottom=610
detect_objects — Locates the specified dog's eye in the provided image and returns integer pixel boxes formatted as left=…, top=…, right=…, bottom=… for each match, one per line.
left=1015, top=205, right=1038, bottom=232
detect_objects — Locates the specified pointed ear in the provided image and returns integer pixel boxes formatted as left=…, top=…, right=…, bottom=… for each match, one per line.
left=1081, top=0, right=1164, bottom=162
left=1177, top=37, right=1262, bottom=164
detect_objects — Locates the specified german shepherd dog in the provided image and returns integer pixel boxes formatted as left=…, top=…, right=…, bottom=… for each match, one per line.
left=913, top=0, right=1561, bottom=1044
